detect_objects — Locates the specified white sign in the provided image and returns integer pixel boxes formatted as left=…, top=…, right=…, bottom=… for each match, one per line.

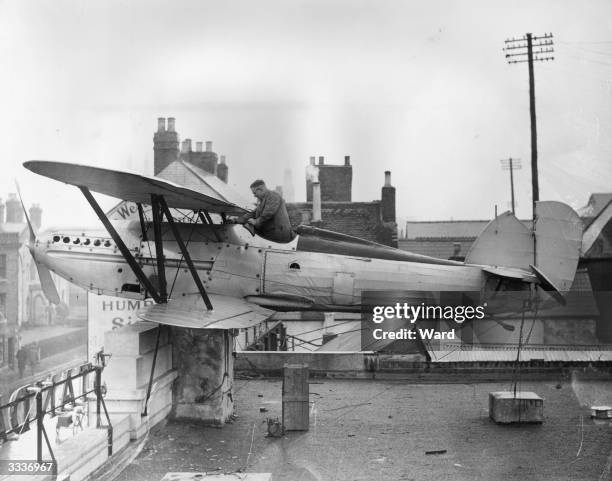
left=87, top=292, right=155, bottom=359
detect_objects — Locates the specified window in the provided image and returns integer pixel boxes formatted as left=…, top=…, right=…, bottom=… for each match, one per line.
left=0, top=254, right=6, bottom=278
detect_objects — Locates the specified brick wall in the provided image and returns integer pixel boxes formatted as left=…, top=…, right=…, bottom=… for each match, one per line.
left=306, top=165, right=352, bottom=202
left=288, top=201, right=398, bottom=246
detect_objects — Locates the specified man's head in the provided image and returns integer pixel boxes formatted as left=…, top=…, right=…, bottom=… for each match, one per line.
left=250, top=179, right=268, bottom=200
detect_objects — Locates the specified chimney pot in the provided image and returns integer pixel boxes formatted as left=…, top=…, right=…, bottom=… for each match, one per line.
left=167, top=117, right=176, bottom=132
left=181, top=139, right=192, bottom=153
left=220, top=155, right=226, bottom=165
left=157, top=117, right=166, bottom=132
left=384, top=171, right=392, bottom=187
left=344, top=155, right=350, bottom=166
left=206, top=141, right=213, bottom=152
left=309, top=156, right=316, bottom=166
left=196, top=142, right=203, bottom=152
left=318, top=156, right=324, bottom=166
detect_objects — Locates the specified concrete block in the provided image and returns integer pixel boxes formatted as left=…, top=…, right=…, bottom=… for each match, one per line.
left=103, top=344, right=172, bottom=390
left=104, top=321, right=168, bottom=356
left=489, top=391, right=543, bottom=424
left=172, top=328, right=235, bottom=425
left=100, top=370, right=177, bottom=440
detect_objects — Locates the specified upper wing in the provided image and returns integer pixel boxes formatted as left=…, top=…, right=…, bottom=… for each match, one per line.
left=24, top=160, right=249, bottom=215
left=137, top=295, right=274, bottom=329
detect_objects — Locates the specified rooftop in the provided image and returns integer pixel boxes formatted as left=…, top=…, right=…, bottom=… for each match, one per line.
left=113, top=377, right=612, bottom=481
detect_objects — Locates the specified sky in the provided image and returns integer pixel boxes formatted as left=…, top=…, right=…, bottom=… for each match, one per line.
left=1, top=0, right=611, bottom=230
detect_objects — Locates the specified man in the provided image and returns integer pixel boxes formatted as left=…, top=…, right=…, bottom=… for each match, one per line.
left=236, top=180, right=293, bottom=243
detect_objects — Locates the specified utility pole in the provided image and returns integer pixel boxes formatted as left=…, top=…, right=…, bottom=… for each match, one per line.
left=503, top=33, right=554, bottom=219
left=500, top=158, right=522, bottom=215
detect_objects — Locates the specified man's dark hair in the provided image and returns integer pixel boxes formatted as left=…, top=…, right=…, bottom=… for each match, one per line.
left=250, top=179, right=266, bottom=188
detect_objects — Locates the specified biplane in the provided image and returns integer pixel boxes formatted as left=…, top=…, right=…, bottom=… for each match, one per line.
left=23, top=160, right=584, bottom=333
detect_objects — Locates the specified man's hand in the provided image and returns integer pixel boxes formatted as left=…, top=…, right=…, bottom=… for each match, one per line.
left=246, top=218, right=256, bottom=226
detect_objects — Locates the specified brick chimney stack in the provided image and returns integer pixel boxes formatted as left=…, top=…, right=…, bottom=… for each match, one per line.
left=29, top=204, right=42, bottom=231
left=153, top=116, right=179, bottom=175
left=217, top=155, right=228, bottom=183
left=381, top=170, right=396, bottom=223
left=6, top=193, right=23, bottom=223
left=306, top=155, right=352, bottom=202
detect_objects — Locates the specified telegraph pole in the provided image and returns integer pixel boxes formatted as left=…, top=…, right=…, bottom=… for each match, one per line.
left=500, top=158, right=521, bottom=215
left=504, top=33, right=554, bottom=219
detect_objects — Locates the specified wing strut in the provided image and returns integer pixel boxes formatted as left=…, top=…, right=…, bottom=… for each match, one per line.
left=137, top=203, right=148, bottom=241
left=198, top=210, right=223, bottom=243
left=151, top=195, right=168, bottom=302
left=79, top=187, right=164, bottom=304
left=158, top=196, right=214, bottom=310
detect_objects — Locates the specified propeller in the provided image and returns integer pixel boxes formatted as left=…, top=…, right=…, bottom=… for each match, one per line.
left=15, top=181, right=60, bottom=305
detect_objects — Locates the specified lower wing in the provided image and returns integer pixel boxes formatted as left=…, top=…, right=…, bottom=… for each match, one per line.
left=138, top=294, right=274, bottom=329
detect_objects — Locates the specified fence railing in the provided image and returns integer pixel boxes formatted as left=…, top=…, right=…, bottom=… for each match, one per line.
left=0, top=361, right=112, bottom=463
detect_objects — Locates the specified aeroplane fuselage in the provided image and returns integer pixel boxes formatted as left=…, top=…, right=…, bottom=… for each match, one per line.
left=32, top=221, right=489, bottom=312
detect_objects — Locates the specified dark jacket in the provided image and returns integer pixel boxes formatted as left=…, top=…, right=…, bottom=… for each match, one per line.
left=241, top=190, right=292, bottom=242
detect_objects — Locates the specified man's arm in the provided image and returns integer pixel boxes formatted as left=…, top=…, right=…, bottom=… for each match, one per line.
left=235, top=210, right=256, bottom=224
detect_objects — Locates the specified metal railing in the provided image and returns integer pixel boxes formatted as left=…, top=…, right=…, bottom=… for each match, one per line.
left=0, top=361, right=112, bottom=463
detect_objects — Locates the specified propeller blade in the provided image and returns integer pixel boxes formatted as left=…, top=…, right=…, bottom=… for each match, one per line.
left=16, top=180, right=60, bottom=305
left=14, top=180, right=36, bottom=244
left=29, top=247, right=60, bottom=305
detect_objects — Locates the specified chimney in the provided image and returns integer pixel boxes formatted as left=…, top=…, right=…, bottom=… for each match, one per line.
left=6, top=193, right=23, bottom=223
left=205, top=141, right=213, bottom=152
left=196, top=142, right=203, bottom=152
left=217, top=155, right=228, bottom=183
left=29, top=204, right=42, bottom=231
left=344, top=155, right=350, bottom=166
left=309, top=156, right=316, bottom=166
left=381, top=171, right=396, bottom=223
left=318, top=156, right=324, bottom=166
left=312, top=182, right=322, bottom=223
left=154, top=116, right=179, bottom=175
left=181, top=139, right=192, bottom=153
left=0, top=198, right=4, bottom=224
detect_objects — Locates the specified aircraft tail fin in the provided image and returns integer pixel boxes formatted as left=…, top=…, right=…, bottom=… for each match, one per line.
left=466, top=201, right=582, bottom=298
left=532, top=201, right=583, bottom=293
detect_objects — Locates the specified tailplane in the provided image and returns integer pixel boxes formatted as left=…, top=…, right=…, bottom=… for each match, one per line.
left=466, top=201, right=582, bottom=302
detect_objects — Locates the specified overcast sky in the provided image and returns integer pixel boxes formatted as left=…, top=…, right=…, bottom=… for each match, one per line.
left=1, top=0, right=610, bottom=230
